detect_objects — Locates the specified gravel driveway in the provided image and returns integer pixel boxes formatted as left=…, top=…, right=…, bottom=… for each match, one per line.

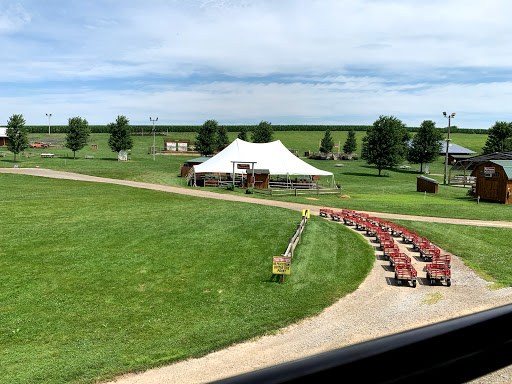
left=2, top=168, right=511, bottom=383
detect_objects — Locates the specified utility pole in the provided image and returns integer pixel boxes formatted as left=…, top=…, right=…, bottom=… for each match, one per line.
left=150, top=117, right=158, bottom=161
left=443, top=112, right=456, bottom=185
left=46, top=113, right=52, bottom=135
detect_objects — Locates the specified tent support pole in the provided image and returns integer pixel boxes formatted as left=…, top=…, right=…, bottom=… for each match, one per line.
left=232, top=162, right=235, bottom=189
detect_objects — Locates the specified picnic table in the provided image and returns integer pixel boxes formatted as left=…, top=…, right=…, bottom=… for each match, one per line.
left=41, top=153, right=54, bottom=158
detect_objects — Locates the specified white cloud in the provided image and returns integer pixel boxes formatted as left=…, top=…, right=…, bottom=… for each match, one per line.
left=1, top=0, right=512, bottom=128
left=0, top=3, right=30, bottom=31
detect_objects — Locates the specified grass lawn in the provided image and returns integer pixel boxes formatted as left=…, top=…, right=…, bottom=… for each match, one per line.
left=3, top=131, right=509, bottom=221
left=391, top=220, right=512, bottom=288
left=0, top=174, right=374, bottom=384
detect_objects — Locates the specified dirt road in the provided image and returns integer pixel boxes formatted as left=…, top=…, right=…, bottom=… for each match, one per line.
left=3, top=168, right=512, bottom=383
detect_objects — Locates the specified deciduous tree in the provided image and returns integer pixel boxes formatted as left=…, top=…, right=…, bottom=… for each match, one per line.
left=482, top=121, right=512, bottom=154
left=362, top=115, right=409, bottom=176
left=65, top=116, right=90, bottom=159
left=196, top=119, right=218, bottom=156
left=407, top=120, right=443, bottom=173
left=108, top=115, right=133, bottom=161
left=216, top=125, right=229, bottom=151
left=6, top=114, right=28, bottom=162
left=251, top=121, right=273, bottom=143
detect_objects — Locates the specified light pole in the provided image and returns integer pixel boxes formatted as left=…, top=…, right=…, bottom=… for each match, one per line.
left=150, top=117, right=158, bottom=161
left=46, top=113, right=52, bottom=135
left=443, top=111, right=456, bottom=185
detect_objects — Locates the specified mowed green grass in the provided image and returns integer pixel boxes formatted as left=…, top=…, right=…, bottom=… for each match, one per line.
left=3, top=131, right=506, bottom=221
left=0, top=174, right=374, bottom=384
left=392, top=220, right=512, bottom=287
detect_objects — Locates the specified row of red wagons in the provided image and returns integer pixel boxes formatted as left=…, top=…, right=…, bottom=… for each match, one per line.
left=319, top=208, right=451, bottom=287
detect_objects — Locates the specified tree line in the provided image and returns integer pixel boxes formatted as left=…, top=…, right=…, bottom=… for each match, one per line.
left=4, top=114, right=133, bottom=161
left=195, top=120, right=273, bottom=156
left=18, top=124, right=489, bottom=134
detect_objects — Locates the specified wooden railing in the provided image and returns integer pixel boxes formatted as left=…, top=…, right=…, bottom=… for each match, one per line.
left=282, top=213, right=308, bottom=259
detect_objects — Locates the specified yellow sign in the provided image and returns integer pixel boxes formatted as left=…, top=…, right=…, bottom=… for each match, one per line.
left=273, top=256, right=291, bottom=275
left=302, top=209, right=310, bottom=218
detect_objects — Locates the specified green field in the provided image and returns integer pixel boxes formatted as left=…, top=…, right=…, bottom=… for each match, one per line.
left=1, top=130, right=511, bottom=383
left=2, top=131, right=507, bottom=222
left=0, top=174, right=374, bottom=384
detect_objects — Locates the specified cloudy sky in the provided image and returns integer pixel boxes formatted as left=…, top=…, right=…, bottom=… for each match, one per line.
left=1, top=0, right=512, bottom=129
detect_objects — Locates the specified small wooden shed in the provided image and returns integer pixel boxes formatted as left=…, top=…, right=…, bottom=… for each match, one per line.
left=471, top=160, right=512, bottom=204
left=417, top=175, right=439, bottom=194
left=250, top=169, right=270, bottom=189
left=180, top=157, right=211, bottom=177
left=0, top=127, right=8, bottom=147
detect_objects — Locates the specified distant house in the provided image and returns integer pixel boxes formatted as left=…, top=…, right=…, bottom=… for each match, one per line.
left=0, top=127, right=8, bottom=147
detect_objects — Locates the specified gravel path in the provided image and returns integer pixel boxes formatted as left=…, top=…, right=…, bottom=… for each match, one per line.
left=2, top=168, right=512, bottom=383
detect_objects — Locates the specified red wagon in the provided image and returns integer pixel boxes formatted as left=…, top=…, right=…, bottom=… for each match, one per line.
left=389, top=252, right=411, bottom=267
left=426, top=263, right=452, bottom=287
left=432, top=253, right=451, bottom=269
left=419, top=244, right=440, bottom=262
left=395, top=263, right=417, bottom=288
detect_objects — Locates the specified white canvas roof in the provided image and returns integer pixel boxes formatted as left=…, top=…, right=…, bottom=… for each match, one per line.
left=0, top=127, right=7, bottom=137
left=193, top=139, right=333, bottom=176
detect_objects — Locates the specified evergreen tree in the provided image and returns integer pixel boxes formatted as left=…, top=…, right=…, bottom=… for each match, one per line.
left=65, top=116, right=90, bottom=159
left=108, top=115, right=133, bottom=160
left=196, top=120, right=218, bottom=156
left=482, top=121, right=512, bottom=154
left=237, top=126, right=248, bottom=141
left=216, top=125, right=229, bottom=151
left=251, top=121, right=273, bottom=143
left=343, top=129, right=357, bottom=154
left=319, top=130, right=334, bottom=154
left=407, top=120, right=443, bottom=173
left=6, top=114, right=28, bottom=162
left=362, top=115, right=409, bottom=176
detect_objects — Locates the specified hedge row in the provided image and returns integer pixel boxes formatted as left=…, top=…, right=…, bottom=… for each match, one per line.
left=24, top=125, right=489, bottom=134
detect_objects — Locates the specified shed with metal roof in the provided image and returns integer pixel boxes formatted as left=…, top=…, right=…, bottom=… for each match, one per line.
left=471, top=160, right=512, bottom=204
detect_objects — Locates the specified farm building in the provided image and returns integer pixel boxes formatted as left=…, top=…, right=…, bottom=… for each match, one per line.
left=180, top=156, right=211, bottom=178
left=191, top=139, right=335, bottom=190
left=450, top=152, right=512, bottom=187
left=471, top=160, right=512, bottom=204
left=0, top=127, right=8, bottom=147
left=439, top=142, right=476, bottom=164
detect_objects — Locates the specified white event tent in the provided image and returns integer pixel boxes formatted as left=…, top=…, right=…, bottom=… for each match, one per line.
left=193, top=139, right=334, bottom=187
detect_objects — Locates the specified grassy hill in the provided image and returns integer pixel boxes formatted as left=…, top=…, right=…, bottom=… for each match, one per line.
left=0, top=174, right=374, bottom=383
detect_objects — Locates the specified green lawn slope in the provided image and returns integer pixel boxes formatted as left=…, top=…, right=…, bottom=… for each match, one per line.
left=0, top=174, right=374, bottom=383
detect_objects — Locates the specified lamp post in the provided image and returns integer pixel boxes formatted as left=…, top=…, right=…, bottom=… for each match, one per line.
left=150, top=117, right=158, bottom=161
left=46, top=113, right=52, bottom=135
left=443, top=112, right=456, bottom=185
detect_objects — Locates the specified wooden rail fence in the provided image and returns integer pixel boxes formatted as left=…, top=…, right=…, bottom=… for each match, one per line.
left=273, top=210, right=309, bottom=284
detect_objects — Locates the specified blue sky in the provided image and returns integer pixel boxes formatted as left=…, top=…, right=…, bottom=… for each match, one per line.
left=1, top=0, right=512, bottom=129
